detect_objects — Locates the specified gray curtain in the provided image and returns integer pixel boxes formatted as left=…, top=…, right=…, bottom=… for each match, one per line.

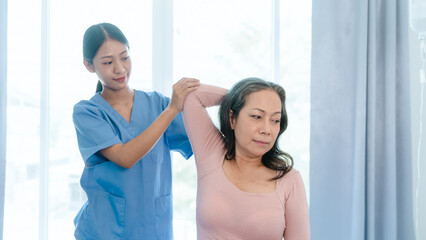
left=310, top=0, right=415, bottom=239
left=0, top=0, right=7, bottom=239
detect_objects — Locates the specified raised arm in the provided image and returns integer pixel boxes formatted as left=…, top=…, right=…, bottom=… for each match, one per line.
left=182, top=84, right=228, bottom=162
left=99, top=78, right=199, bottom=168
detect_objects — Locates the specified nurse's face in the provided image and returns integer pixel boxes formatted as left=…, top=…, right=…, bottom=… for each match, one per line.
left=230, top=89, right=282, bottom=159
left=85, top=39, right=132, bottom=92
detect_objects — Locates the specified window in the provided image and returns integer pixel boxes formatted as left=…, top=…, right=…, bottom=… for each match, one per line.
left=4, top=1, right=311, bottom=239
left=6, top=0, right=42, bottom=238
left=279, top=0, right=311, bottom=197
left=5, top=1, right=152, bottom=239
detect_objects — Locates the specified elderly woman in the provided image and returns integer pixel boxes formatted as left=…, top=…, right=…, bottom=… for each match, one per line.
left=183, top=77, right=310, bottom=240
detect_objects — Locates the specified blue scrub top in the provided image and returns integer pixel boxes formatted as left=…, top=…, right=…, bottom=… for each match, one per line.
left=72, top=90, right=192, bottom=240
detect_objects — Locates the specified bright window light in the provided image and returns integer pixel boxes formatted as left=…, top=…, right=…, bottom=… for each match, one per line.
left=4, top=1, right=311, bottom=239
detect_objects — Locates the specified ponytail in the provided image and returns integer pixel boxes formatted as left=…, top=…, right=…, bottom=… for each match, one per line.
left=96, top=81, right=103, bottom=93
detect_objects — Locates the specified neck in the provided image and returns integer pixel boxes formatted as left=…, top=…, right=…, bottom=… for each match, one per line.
left=101, top=86, right=134, bottom=103
left=233, top=154, right=263, bottom=170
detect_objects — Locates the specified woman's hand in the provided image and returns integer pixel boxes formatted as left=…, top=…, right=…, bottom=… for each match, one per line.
left=169, top=77, right=200, bottom=112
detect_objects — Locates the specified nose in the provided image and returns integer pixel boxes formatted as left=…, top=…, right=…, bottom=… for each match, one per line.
left=259, top=120, right=271, bottom=135
left=114, top=61, right=125, bottom=74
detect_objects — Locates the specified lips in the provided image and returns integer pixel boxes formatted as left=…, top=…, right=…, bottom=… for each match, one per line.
left=114, top=76, right=126, bottom=82
left=253, top=140, right=269, bottom=146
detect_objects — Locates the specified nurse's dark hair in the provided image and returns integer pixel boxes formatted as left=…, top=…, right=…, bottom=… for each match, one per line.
left=82, top=23, right=130, bottom=93
left=218, top=77, right=293, bottom=180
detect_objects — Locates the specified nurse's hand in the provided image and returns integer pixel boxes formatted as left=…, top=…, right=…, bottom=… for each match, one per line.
left=169, top=77, right=200, bottom=112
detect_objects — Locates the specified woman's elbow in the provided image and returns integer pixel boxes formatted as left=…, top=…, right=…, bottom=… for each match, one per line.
left=104, top=154, right=136, bottom=169
left=115, top=157, right=136, bottom=169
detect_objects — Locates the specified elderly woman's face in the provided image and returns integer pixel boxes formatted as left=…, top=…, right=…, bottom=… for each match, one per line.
left=230, top=89, right=282, bottom=159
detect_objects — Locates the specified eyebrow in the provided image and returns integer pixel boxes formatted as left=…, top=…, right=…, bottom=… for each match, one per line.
left=100, top=50, right=128, bottom=59
left=250, top=108, right=281, bottom=115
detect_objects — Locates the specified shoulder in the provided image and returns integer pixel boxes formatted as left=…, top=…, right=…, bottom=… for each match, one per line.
left=73, top=98, right=99, bottom=115
left=277, top=169, right=305, bottom=195
left=72, top=96, right=108, bottom=125
left=135, top=90, right=170, bottom=106
left=283, top=168, right=300, bottom=179
left=277, top=168, right=298, bottom=183
left=135, top=89, right=166, bottom=99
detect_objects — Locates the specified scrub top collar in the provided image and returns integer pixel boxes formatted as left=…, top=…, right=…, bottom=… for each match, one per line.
left=92, top=91, right=138, bottom=127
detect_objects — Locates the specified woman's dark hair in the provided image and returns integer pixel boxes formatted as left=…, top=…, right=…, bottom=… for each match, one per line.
left=218, top=77, right=293, bottom=180
left=82, top=23, right=130, bottom=93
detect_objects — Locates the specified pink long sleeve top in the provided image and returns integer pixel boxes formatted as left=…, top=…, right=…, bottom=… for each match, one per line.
left=183, top=84, right=310, bottom=240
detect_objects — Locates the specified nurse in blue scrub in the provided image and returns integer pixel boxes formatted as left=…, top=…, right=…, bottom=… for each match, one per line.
left=72, top=22, right=199, bottom=240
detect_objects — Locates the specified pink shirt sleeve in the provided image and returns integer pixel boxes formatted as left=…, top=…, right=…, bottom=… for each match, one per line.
left=182, top=84, right=228, bottom=177
left=283, top=170, right=311, bottom=239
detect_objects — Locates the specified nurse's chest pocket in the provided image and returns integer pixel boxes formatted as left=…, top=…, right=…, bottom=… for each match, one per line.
left=75, top=190, right=126, bottom=240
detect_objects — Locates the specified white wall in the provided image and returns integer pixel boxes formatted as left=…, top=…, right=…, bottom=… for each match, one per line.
left=409, top=28, right=426, bottom=240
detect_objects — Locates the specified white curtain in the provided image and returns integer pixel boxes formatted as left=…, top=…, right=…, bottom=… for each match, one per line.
left=0, top=0, right=7, bottom=238
left=310, top=0, right=415, bottom=239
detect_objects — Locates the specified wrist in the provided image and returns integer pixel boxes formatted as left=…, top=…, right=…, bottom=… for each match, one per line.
left=165, top=105, right=180, bottom=116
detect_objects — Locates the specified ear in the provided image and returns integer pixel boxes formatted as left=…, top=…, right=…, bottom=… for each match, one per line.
left=83, top=60, right=96, bottom=73
left=229, top=110, right=235, bottom=130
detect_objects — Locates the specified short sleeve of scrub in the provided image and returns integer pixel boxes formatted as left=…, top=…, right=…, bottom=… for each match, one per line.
left=155, top=93, right=193, bottom=160
left=73, top=100, right=121, bottom=166
left=166, top=112, right=193, bottom=159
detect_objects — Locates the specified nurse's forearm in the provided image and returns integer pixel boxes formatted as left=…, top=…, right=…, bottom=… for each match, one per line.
left=100, top=107, right=179, bottom=168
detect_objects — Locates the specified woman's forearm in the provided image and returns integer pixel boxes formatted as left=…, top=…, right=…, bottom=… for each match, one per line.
left=100, top=107, right=179, bottom=168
